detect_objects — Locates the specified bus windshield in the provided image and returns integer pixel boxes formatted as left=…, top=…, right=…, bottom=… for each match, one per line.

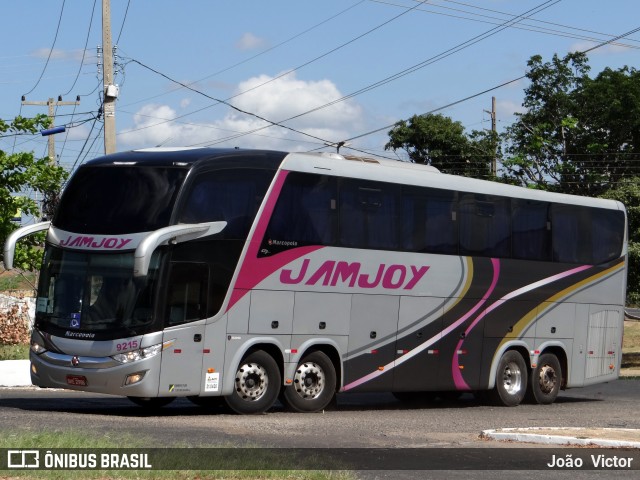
left=36, top=246, right=163, bottom=340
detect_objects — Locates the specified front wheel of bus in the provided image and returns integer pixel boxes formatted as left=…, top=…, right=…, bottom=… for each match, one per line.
left=528, top=353, right=562, bottom=405
left=226, top=350, right=281, bottom=414
left=487, top=350, right=527, bottom=407
left=282, top=351, right=336, bottom=413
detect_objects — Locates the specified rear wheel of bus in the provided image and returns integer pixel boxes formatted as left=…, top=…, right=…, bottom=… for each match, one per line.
left=527, top=353, right=562, bottom=404
left=487, top=350, right=528, bottom=406
left=282, top=351, right=337, bottom=412
left=225, top=350, right=281, bottom=414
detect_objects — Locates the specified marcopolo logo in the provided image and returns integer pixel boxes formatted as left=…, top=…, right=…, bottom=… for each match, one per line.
left=8, top=450, right=39, bottom=468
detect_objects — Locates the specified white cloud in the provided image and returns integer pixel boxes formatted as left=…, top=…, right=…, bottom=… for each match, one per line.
left=180, top=98, right=191, bottom=109
left=118, top=72, right=364, bottom=152
left=31, top=48, right=84, bottom=61
left=235, top=32, right=267, bottom=50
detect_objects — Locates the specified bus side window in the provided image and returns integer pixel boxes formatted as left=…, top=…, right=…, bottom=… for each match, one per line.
left=512, top=200, right=551, bottom=261
left=263, top=172, right=337, bottom=252
left=591, top=208, right=625, bottom=264
left=339, top=180, right=399, bottom=250
left=401, top=187, right=457, bottom=254
left=164, top=263, right=209, bottom=326
left=459, top=194, right=511, bottom=257
left=551, top=205, right=591, bottom=264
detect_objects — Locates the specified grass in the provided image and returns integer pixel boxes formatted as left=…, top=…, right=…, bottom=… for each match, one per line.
left=0, top=430, right=354, bottom=480
left=622, top=320, right=640, bottom=369
left=0, top=270, right=37, bottom=292
left=0, top=343, right=30, bottom=360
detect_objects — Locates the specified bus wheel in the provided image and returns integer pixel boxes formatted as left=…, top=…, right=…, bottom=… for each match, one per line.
left=127, top=396, right=175, bottom=408
left=226, top=350, right=281, bottom=414
left=528, top=353, right=562, bottom=405
left=487, top=350, right=527, bottom=407
left=282, top=351, right=336, bottom=413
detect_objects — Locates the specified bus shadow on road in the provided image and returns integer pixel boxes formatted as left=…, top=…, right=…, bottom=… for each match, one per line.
left=0, top=390, right=603, bottom=417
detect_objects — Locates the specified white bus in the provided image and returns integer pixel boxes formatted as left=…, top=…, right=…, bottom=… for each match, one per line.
left=4, top=148, right=628, bottom=413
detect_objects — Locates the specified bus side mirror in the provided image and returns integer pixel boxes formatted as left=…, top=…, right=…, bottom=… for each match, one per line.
left=3, top=221, right=51, bottom=269
left=133, top=221, right=227, bottom=277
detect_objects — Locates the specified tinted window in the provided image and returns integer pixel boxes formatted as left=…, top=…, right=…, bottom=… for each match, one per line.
left=552, top=205, right=591, bottom=263
left=339, top=180, right=399, bottom=250
left=264, top=172, right=337, bottom=251
left=164, top=262, right=208, bottom=326
left=512, top=200, right=551, bottom=261
left=55, top=166, right=187, bottom=234
left=553, top=205, right=625, bottom=264
left=401, top=187, right=457, bottom=254
left=179, top=168, right=274, bottom=239
left=459, top=194, right=511, bottom=257
left=591, top=209, right=625, bottom=264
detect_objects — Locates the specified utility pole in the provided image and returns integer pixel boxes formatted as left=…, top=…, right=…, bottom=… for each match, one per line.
left=21, top=96, right=80, bottom=164
left=484, top=96, right=497, bottom=175
left=102, top=0, right=117, bottom=154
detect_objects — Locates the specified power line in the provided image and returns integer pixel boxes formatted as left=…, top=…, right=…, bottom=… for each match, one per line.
left=127, top=59, right=334, bottom=146
left=116, top=0, right=131, bottom=44
left=62, top=0, right=97, bottom=96
left=342, top=23, right=640, bottom=145
left=23, top=0, right=66, bottom=97
left=197, top=0, right=559, bottom=148
left=120, top=0, right=368, bottom=109
left=119, top=0, right=427, bottom=136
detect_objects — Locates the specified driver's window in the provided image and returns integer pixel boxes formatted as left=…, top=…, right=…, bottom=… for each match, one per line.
left=164, top=263, right=209, bottom=326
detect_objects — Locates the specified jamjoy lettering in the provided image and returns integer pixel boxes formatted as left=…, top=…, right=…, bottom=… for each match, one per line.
left=59, top=235, right=132, bottom=249
left=280, top=259, right=429, bottom=290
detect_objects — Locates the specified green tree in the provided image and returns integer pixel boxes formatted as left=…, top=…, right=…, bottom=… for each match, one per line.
left=502, top=53, right=640, bottom=195
left=384, top=113, right=496, bottom=178
left=572, top=66, right=640, bottom=189
left=0, top=115, right=68, bottom=271
left=599, top=177, right=640, bottom=305
left=501, top=52, right=591, bottom=192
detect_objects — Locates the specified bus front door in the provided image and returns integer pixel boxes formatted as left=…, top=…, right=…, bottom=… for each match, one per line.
left=158, top=262, right=209, bottom=397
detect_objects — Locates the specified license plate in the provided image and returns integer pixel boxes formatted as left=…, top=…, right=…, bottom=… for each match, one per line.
left=66, top=375, right=87, bottom=386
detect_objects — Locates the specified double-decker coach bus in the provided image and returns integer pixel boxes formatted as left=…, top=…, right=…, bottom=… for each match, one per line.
left=4, top=148, right=627, bottom=414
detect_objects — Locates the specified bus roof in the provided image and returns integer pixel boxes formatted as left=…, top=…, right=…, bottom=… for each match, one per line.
left=82, top=147, right=623, bottom=212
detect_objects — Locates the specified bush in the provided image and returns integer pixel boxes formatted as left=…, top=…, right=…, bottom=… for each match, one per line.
left=0, top=301, right=31, bottom=345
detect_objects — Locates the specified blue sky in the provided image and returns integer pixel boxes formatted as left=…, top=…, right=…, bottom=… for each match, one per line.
left=1, top=0, right=639, bottom=171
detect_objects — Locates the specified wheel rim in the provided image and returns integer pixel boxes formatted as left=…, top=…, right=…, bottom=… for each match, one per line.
left=292, top=361, right=324, bottom=400
left=537, top=364, right=557, bottom=394
left=235, top=362, right=268, bottom=401
left=501, top=361, right=523, bottom=395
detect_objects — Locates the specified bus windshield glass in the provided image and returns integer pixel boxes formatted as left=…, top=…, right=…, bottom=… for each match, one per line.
left=55, top=165, right=188, bottom=234
left=35, top=246, right=162, bottom=340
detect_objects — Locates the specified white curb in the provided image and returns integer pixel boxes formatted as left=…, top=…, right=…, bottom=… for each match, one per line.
left=482, top=427, right=640, bottom=448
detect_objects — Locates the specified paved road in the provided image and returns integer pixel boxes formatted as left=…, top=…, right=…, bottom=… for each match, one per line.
left=1, top=380, right=639, bottom=478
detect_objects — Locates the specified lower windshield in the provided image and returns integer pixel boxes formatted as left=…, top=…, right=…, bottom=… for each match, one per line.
left=36, top=246, right=162, bottom=340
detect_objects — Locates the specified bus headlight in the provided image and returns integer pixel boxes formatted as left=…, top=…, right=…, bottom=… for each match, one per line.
left=111, top=343, right=163, bottom=364
left=30, top=340, right=47, bottom=355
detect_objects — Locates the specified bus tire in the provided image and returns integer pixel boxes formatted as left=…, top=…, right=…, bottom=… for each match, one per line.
left=127, top=396, right=175, bottom=408
left=225, top=350, right=281, bottom=414
left=487, top=350, right=527, bottom=407
left=282, top=351, right=336, bottom=413
left=528, top=353, right=562, bottom=405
